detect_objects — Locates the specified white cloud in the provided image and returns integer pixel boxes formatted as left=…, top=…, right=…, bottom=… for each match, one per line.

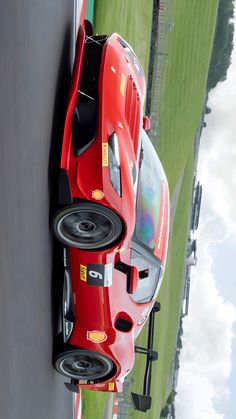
left=199, top=132, right=236, bottom=238
left=176, top=239, right=236, bottom=419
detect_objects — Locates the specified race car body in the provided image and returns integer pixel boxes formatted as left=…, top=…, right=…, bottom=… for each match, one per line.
left=52, top=20, right=169, bottom=398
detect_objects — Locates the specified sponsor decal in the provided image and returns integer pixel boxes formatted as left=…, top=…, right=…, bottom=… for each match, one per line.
left=92, top=189, right=104, bottom=200
left=154, top=181, right=168, bottom=260
left=87, top=330, right=107, bottom=343
left=157, top=183, right=166, bottom=250
left=120, top=73, right=126, bottom=96
left=64, top=301, right=67, bottom=315
left=80, top=264, right=87, bottom=281
left=63, top=247, right=67, bottom=268
left=65, top=321, right=69, bottom=337
left=102, top=143, right=109, bottom=166
left=108, top=382, right=115, bottom=391
left=111, top=66, right=116, bottom=73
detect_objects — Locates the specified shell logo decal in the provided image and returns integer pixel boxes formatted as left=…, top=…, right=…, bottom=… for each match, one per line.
left=92, top=189, right=104, bottom=200
left=87, top=330, right=107, bottom=343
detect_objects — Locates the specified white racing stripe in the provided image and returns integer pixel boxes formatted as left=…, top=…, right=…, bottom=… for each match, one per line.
left=73, top=393, right=82, bottom=419
left=71, top=0, right=84, bottom=73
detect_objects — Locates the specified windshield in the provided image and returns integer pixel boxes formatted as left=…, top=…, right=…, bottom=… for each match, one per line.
left=135, top=130, right=164, bottom=251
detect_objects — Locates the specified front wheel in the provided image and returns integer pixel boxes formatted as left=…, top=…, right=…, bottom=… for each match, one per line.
left=53, top=345, right=115, bottom=381
left=52, top=202, right=123, bottom=250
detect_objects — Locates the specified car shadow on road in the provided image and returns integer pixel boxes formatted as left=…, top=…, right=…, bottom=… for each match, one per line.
left=48, top=23, right=72, bottom=341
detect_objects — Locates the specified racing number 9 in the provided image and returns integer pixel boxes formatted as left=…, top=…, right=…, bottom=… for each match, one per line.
left=89, top=270, right=103, bottom=280
left=87, top=264, right=107, bottom=286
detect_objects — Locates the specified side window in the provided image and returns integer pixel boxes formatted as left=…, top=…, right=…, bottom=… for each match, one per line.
left=130, top=250, right=160, bottom=304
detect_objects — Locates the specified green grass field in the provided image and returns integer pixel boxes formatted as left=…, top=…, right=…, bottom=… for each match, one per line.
left=83, top=0, right=219, bottom=417
left=93, top=0, right=153, bottom=79
left=157, top=0, right=219, bottom=195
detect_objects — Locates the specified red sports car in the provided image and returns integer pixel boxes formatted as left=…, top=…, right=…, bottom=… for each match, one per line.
left=52, top=20, right=169, bottom=412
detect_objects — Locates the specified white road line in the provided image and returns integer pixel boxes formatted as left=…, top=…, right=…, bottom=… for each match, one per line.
left=71, top=0, right=84, bottom=73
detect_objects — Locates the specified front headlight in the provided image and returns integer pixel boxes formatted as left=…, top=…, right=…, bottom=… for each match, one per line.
left=108, top=133, right=121, bottom=196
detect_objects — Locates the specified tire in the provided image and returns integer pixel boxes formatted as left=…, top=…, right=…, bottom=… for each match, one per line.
left=53, top=342, right=115, bottom=381
left=52, top=202, right=123, bottom=250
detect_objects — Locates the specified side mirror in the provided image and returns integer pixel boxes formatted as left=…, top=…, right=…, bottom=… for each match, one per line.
left=115, top=262, right=138, bottom=294
left=143, top=116, right=151, bottom=131
left=128, top=266, right=139, bottom=294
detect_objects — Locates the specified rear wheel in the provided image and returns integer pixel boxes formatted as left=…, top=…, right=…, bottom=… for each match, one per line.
left=53, top=202, right=123, bottom=249
left=53, top=338, right=115, bottom=381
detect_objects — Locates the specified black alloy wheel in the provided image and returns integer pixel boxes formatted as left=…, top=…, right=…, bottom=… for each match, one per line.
left=53, top=346, right=115, bottom=381
left=53, top=202, right=123, bottom=249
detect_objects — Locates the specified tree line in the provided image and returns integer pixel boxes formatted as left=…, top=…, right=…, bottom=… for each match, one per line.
left=207, top=0, right=235, bottom=90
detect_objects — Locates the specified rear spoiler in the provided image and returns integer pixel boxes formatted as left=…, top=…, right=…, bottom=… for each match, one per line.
left=131, top=301, right=161, bottom=412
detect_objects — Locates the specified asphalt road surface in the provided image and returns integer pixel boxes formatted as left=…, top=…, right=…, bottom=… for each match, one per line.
left=0, top=1, right=78, bottom=418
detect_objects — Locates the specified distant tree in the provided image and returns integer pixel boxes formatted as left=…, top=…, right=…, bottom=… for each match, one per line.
left=161, top=390, right=177, bottom=417
left=205, top=106, right=211, bottom=114
left=166, top=389, right=177, bottom=405
left=174, top=356, right=180, bottom=371
left=160, top=405, right=169, bottom=418
left=177, top=336, right=183, bottom=349
left=171, top=403, right=176, bottom=419
left=179, top=317, right=183, bottom=336
left=207, top=0, right=235, bottom=90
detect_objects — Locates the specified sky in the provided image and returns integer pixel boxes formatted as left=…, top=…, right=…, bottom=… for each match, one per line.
left=175, top=4, right=236, bottom=419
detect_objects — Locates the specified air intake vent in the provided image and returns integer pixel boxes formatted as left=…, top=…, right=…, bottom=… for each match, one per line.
left=72, top=36, right=107, bottom=156
left=125, top=76, right=141, bottom=155
left=115, top=316, right=133, bottom=332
